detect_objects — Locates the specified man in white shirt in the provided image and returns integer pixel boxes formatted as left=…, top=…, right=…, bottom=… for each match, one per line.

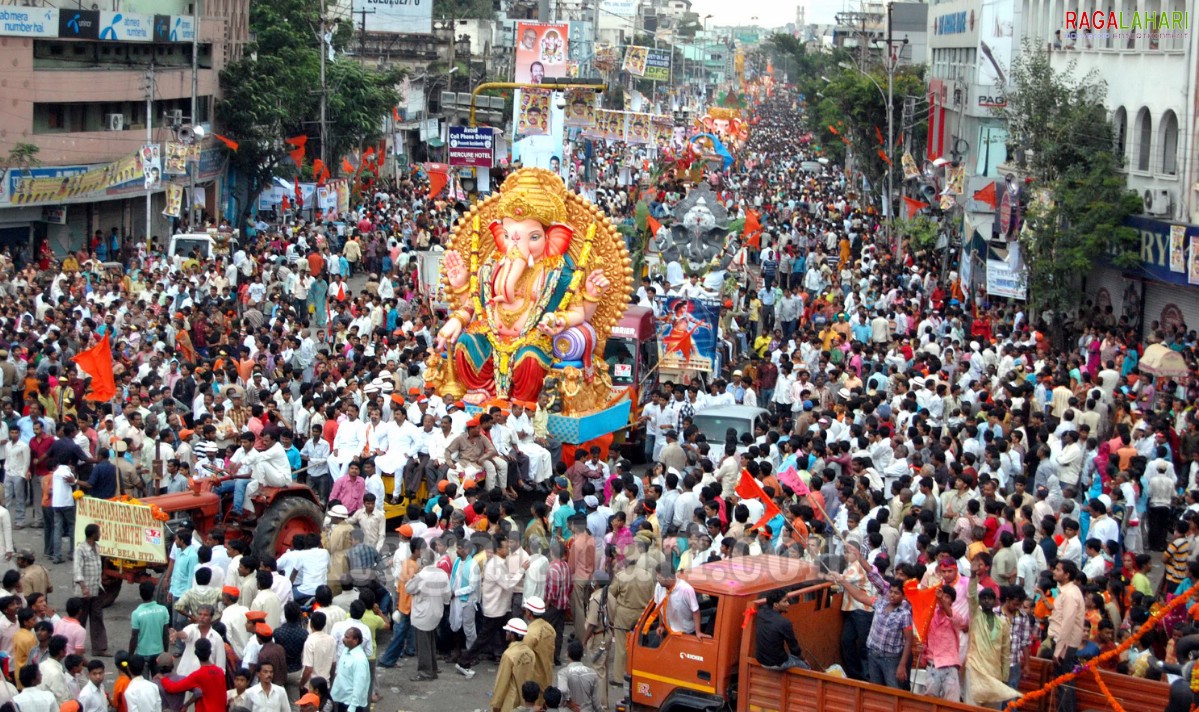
left=123, top=655, right=162, bottom=712
left=13, top=666, right=57, bottom=712
left=509, top=402, right=552, bottom=484
left=379, top=408, right=420, bottom=501
left=0, top=424, right=30, bottom=527
left=243, top=658, right=289, bottom=712
left=328, top=403, right=367, bottom=481
left=220, top=431, right=291, bottom=517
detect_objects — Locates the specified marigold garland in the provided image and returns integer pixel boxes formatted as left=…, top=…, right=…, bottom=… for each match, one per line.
left=1003, top=579, right=1199, bottom=712
left=1090, top=667, right=1126, bottom=712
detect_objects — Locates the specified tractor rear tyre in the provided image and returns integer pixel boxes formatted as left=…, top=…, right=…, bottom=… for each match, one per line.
left=252, top=496, right=324, bottom=559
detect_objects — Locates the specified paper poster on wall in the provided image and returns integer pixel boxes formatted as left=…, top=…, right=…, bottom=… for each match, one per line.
left=1189, top=236, right=1199, bottom=285
left=1170, top=224, right=1186, bottom=272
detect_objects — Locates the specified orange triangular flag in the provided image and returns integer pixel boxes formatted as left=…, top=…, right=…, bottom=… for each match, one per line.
left=392, top=106, right=401, bottom=121
left=827, top=125, right=839, bottom=136
left=74, top=334, right=117, bottom=402
left=877, top=149, right=892, bottom=166
left=647, top=215, right=662, bottom=236
left=342, top=158, right=355, bottom=175
left=973, top=181, right=998, bottom=209
left=284, top=135, right=308, bottom=148
left=903, top=196, right=930, bottom=219
left=744, top=209, right=763, bottom=248
left=213, top=134, right=239, bottom=152
left=875, top=125, right=884, bottom=144
left=735, top=469, right=782, bottom=530
left=312, top=159, right=329, bottom=186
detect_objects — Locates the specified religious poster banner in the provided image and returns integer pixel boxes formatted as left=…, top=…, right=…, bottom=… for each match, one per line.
left=518, top=89, right=550, bottom=136
left=164, top=142, right=189, bottom=175
left=8, top=153, right=142, bottom=205
left=625, top=113, right=652, bottom=145
left=163, top=183, right=183, bottom=218
left=622, top=45, right=648, bottom=76
left=515, top=22, right=568, bottom=84
left=141, top=144, right=161, bottom=190
left=1189, top=236, right=1199, bottom=286
left=1169, top=224, right=1186, bottom=272
left=656, top=296, right=720, bottom=373
left=563, top=88, right=597, bottom=128
left=652, top=116, right=674, bottom=148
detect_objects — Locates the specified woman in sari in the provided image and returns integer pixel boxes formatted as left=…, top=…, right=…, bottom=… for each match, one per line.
left=309, top=274, right=329, bottom=328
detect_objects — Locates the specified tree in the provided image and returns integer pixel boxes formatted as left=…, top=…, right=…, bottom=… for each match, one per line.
left=1002, top=45, right=1141, bottom=335
left=0, top=143, right=40, bottom=174
left=434, top=0, right=495, bottom=20
left=217, top=0, right=399, bottom=228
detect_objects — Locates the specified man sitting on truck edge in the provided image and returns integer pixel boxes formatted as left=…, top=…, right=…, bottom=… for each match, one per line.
left=754, top=590, right=809, bottom=671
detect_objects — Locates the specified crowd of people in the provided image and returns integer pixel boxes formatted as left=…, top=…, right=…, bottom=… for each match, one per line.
left=0, top=83, right=1190, bottom=712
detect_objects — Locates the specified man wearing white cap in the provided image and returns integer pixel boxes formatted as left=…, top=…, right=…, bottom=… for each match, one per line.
left=491, top=618, right=536, bottom=712
left=522, top=596, right=555, bottom=696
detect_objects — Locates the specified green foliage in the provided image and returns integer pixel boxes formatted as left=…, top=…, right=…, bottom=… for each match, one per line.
left=217, top=0, right=400, bottom=228
left=1, top=143, right=40, bottom=173
left=1002, top=45, right=1141, bottom=321
left=894, top=215, right=940, bottom=252
left=434, top=0, right=495, bottom=20
left=767, top=35, right=925, bottom=192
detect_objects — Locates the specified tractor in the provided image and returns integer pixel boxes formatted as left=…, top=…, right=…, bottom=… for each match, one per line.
left=98, top=475, right=324, bottom=605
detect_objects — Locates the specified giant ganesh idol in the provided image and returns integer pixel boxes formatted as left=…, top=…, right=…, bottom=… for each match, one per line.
left=432, top=168, right=633, bottom=410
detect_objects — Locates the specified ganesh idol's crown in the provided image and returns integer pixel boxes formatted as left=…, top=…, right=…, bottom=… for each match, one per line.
left=496, top=170, right=568, bottom=226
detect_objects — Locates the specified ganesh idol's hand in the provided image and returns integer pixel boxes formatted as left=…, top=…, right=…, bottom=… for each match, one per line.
left=584, top=269, right=611, bottom=300
left=443, top=251, right=469, bottom=292
left=538, top=312, right=568, bottom=337
left=436, top=318, right=464, bottom=351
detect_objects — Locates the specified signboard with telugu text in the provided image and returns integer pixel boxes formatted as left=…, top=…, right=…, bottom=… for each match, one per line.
left=74, top=497, right=167, bottom=564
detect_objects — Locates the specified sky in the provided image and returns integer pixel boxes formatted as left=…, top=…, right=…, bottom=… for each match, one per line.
left=684, top=0, right=842, bottom=28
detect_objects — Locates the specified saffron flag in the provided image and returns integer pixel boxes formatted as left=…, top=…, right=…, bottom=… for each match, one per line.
left=342, top=158, right=356, bottom=175
left=973, top=180, right=998, bottom=209
left=212, top=134, right=239, bottom=152
left=392, top=106, right=401, bottom=122
left=74, top=334, right=116, bottom=402
left=904, top=579, right=939, bottom=642
left=426, top=162, right=450, bottom=198
left=647, top=215, right=662, bottom=237
left=735, top=469, right=782, bottom=530
left=744, top=209, right=763, bottom=249
left=903, top=196, right=929, bottom=219
left=877, top=148, right=892, bottom=165
left=875, top=125, right=884, bottom=144
left=312, top=159, right=330, bottom=186
left=285, top=135, right=308, bottom=168
left=827, top=124, right=839, bottom=136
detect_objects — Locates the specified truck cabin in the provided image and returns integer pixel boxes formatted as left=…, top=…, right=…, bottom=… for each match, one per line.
left=607, top=305, right=657, bottom=405
left=623, top=556, right=833, bottom=712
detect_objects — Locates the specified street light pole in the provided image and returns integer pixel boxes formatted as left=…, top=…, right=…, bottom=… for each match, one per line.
left=886, top=2, right=898, bottom=265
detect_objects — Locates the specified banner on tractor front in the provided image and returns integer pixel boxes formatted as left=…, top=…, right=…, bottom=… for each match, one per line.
left=656, top=295, right=720, bottom=373
left=75, top=496, right=168, bottom=564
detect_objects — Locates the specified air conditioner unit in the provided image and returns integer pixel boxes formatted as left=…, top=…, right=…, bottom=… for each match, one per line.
left=165, top=109, right=184, bottom=125
left=105, top=113, right=125, bottom=131
left=1143, top=188, right=1173, bottom=216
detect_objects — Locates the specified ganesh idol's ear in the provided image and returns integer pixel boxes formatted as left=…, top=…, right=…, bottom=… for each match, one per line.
left=488, top=220, right=507, bottom=252
left=545, top=223, right=575, bottom=258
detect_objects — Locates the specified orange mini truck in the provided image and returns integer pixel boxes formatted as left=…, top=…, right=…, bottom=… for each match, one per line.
left=618, top=555, right=1170, bottom=712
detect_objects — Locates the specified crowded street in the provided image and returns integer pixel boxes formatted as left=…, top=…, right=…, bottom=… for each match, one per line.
left=0, top=4, right=1195, bottom=712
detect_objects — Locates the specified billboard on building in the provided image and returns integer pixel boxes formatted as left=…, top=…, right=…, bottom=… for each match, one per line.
left=363, top=0, right=433, bottom=36
left=515, top=22, right=569, bottom=84
left=977, top=0, right=1014, bottom=92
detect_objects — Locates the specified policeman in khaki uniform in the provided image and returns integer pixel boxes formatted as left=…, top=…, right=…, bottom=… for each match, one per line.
left=608, top=546, right=657, bottom=686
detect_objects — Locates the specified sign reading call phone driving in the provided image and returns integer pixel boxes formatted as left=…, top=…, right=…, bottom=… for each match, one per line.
left=447, top=126, right=495, bottom=168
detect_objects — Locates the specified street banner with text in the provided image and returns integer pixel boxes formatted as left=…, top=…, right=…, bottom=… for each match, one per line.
left=74, top=497, right=167, bottom=564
